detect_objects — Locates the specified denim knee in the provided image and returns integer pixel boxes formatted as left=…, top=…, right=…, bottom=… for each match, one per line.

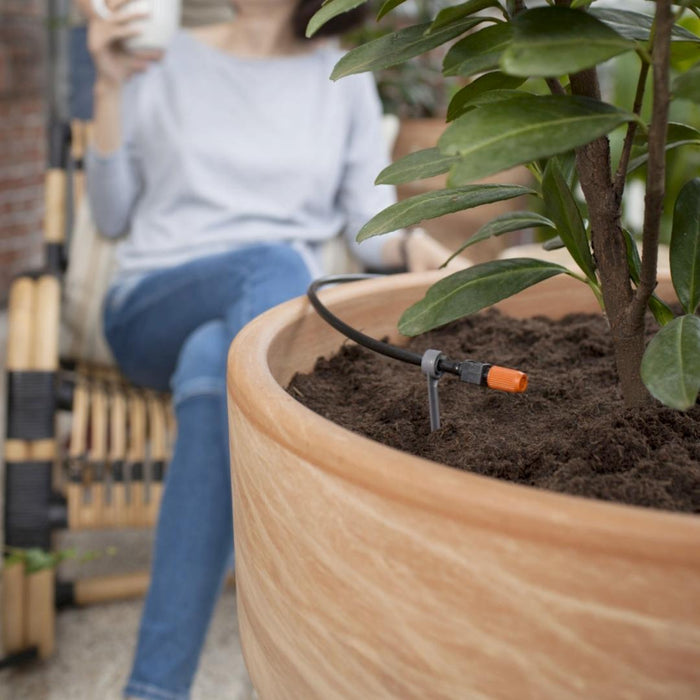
left=171, top=320, right=230, bottom=406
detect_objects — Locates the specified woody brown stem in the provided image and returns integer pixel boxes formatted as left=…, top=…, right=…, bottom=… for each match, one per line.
left=568, top=68, right=648, bottom=406
left=613, top=60, right=649, bottom=198
left=630, top=0, right=673, bottom=322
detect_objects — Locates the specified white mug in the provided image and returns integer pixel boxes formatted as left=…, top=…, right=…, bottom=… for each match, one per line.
left=91, top=0, right=182, bottom=52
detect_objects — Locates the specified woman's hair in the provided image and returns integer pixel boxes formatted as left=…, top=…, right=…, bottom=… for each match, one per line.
left=293, top=0, right=368, bottom=39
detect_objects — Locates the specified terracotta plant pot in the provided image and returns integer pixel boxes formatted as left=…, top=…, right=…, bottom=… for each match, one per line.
left=227, top=272, right=700, bottom=699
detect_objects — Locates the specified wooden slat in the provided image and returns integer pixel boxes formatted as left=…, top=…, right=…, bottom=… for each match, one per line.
left=127, top=392, right=147, bottom=527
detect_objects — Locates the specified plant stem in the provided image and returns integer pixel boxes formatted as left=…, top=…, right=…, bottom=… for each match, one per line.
left=613, top=59, right=649, bottom=198
left=545, top=78, right=566, bottom=96
left=568, top=67, right=648, bottom=407
left=630, top=0, right=673, bottom=322
left=569, top=0, right=675, bottom=407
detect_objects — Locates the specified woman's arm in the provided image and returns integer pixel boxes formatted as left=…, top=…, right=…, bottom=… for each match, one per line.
left=83, top=0, right=161, bottom=236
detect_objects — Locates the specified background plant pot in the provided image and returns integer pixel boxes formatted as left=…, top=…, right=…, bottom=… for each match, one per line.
left=227, top=272, right=700, bottom=700
left=392, top=119, right=534, bottom=264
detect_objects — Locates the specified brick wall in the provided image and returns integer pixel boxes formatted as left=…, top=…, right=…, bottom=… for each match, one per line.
left=0, top=0, right=47, bottom=305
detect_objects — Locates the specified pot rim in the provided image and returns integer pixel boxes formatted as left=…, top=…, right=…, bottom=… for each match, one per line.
left=228, top=271, right=700, bottom=565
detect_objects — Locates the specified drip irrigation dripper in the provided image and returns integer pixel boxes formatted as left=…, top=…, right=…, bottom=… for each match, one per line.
left=307, top=275, right=529, bottom=432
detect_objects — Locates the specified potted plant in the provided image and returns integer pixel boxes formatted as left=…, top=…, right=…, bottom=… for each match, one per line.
left=226, top=0, right=700, bottom=696
left=346, top=0, right=534, bottom=261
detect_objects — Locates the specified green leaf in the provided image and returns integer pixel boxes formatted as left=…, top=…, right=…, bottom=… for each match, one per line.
left=444, top=211, right=555, bottom=265
left=357, top=184, right=535, bottom=240
left=591, top=8, right=700, bottom=43
left=4, top=552, right=24, bottom=567
left=306, top=0, right=368, bottom=38
left=648, top=295, right=677, bottom=327
left=443, top=23, right=513, bottom=78
left=670, top=178, right=700, bottom=314
left=429, top=0, right=503, bottom=33
left=23, top=547, right=57, bottom=574
left=441, top=95, right=636, bottom=185
left=671, top=41, right=700, bottom=66
left=674, top=61, right=700, bottom=103
left=551, top=151, right=578, bottom=187
left=501, top=7, right=636, bottom=78
left=543, top=235, right=565, bottom=251
left=398, top=258, right=568, bottom=335
left=447, top=72, right=526, bottom=121
left=623, top=229, right=675, bottom=325
left=331, top=17, right=485, bottom=79
left=454, top=89, right=532, bottom=110
left=641, top=315, right=700, bottom=410
left=543, top=160, right=597, bottom=281
left=377, top=0, right=408, bottom=20
left=628, top=122, right=700, bottom=172
left=375, top=147, right=459, bottom=186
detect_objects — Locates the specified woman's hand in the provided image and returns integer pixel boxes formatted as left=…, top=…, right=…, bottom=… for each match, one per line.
left=404, top=228, right=470, bottom=273
left=87, top=0, right=162, bottom=87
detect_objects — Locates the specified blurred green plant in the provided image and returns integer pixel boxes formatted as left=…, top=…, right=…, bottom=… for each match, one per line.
left=310, top=0, right=700, bottom=410
left=343, top=0, right=462, bottom=117
left=4, top=546, right=116, bottom=574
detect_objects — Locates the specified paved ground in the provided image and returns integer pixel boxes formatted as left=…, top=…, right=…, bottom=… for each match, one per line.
left=0, top=309, right=255, bottom=699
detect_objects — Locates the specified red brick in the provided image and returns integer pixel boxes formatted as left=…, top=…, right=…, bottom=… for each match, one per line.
left=0, top=12, right=46, bottom=300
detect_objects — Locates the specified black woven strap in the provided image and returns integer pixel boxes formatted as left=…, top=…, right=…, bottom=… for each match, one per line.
left=4, top=461, right=52, bottom=549
left=6, top=371, right=56, bottom=440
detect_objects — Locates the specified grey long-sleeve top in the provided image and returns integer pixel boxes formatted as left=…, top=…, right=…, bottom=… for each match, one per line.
left=86, top=31, right=400, bottom=281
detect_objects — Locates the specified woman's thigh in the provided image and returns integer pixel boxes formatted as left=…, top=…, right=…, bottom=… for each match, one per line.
left=103, top=244, right=311, bottom=391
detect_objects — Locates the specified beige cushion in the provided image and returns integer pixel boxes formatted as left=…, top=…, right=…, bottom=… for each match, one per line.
left=61, top=197, right=118, bottom=366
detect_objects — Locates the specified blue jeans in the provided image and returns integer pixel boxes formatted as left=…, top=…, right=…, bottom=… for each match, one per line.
left=103, top=245, right=312, bottom=700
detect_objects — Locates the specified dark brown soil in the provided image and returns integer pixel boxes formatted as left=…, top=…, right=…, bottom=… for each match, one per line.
left=288, top=309, right=700, bottom=514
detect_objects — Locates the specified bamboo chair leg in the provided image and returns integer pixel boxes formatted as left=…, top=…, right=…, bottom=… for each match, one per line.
left=27, top=274, right=60, bottom=462
left=5, top=277, right=35, bottom=463
left=1, top=560, right=26, bottom=654
left=44, top=165, right=66, bottom=247
left=24, top=568, right=55, bottom=659
left=6, top=275, right=58, bottom=551
left=108, top=385, right=128, bottom=528
left=146, top=394, right=168, bottom=527
left=78, top=468, right=100, bottom=531
left=87, top=384, right=108, bottom=528
left=67, top=382, right=89, bottom=530
left=127, top=393, right=148, bottom=527
left=73, top=571, right=150, bottom=605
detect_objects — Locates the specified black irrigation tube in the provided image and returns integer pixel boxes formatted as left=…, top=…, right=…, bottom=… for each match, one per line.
left=307, top=274, right=424, bottom=369
left=307, top=275, right=497, bottom=379
left=307, top=275, right=528, bottom=432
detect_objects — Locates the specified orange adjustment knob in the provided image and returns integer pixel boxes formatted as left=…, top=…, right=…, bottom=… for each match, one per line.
left=486, top=366, right=528, bottom=393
